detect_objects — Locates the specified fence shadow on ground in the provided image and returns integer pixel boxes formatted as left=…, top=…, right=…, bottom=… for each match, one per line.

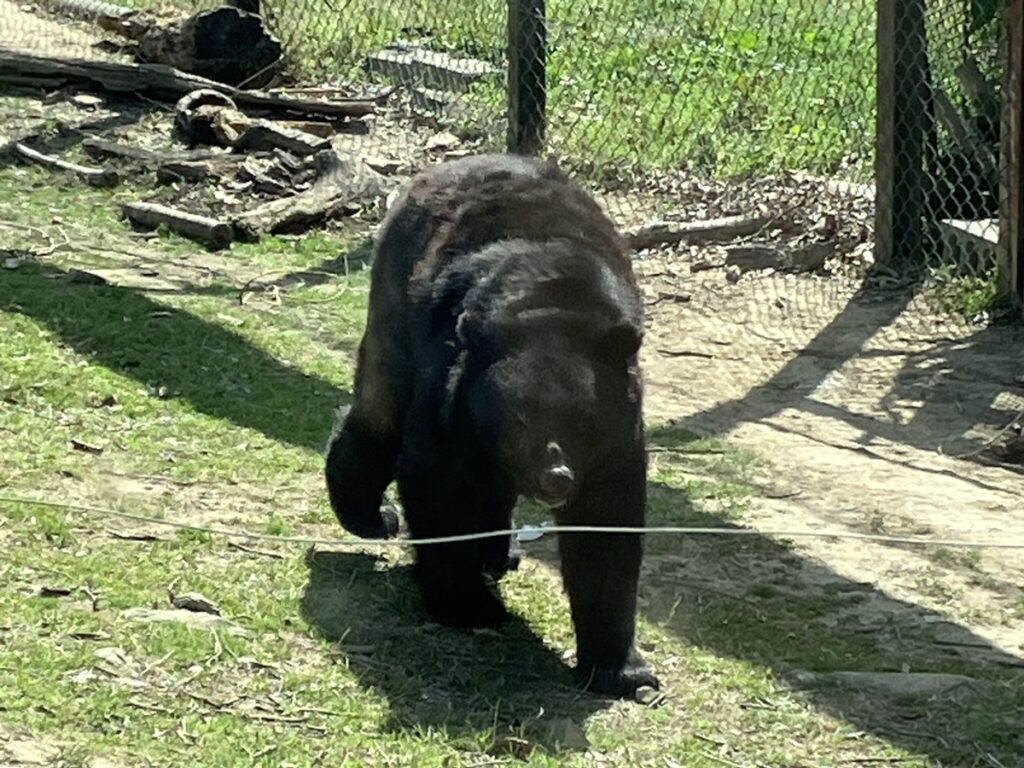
left=673, top=280, right=1024, bottom=473
left=4, top=264, right=1023, bottom=763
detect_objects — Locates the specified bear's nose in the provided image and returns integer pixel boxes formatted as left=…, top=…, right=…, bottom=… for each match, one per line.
left=538, top=443, right=574, bottom=506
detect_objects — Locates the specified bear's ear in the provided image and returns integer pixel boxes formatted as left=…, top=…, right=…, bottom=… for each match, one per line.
left=597, top=322, right=642, bottom=362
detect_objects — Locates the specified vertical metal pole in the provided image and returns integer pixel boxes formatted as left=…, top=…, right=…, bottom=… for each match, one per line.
left=507, top=0, right=546, bottom=155
left=875, top=0, right=930, bottom=266
left=999, top=0, right=1024, bottom=304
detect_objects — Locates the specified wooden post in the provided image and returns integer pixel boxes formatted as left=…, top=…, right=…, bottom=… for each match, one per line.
left=875, top=0, right=931, bottom=266
left=999, top=0, right=1024, bottom=304
left=507, top=0, right=546, bottom=155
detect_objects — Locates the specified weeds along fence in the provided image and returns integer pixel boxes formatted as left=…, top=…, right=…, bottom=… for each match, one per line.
left=0, top=0, right=1021, bottom=300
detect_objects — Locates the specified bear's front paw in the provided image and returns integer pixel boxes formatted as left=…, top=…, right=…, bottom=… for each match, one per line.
left=420, top=577, right=511, bottom=629
left=576, top=650, right=660, bottom=698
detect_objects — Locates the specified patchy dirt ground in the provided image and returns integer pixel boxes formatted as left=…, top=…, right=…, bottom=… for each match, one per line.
left=639, top=263, right=1024, bottom=658
left=0, top=0, right=126, bottom=58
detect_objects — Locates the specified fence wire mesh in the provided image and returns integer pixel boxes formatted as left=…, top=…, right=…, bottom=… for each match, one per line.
left=876, top=0, right=1009, bottom=307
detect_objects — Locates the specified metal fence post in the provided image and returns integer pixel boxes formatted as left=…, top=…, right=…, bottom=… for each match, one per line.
left=875, top=0, right=930, bottom=266
left=999, top=0, right=1024, bottom=304
left=507, top=0, right=546, bottom=155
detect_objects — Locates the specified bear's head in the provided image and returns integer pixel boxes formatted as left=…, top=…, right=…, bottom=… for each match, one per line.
left=453, top=307, right=643, bottom=508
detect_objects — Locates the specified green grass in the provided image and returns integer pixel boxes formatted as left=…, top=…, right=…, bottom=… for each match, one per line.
left=922, top=263, right=1011, bottom=320
left=117, top=0, right=877, bottom=179
left=2, top=149, right=1024, bottom=768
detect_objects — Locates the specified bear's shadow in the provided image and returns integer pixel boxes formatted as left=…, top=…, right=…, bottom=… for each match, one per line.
left=299, top=548, right=609, bottom=752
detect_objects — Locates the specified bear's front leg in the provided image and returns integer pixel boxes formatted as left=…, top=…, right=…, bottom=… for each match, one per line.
left=557, top=456, right=660, bottom=698
left=324, top=405, right=401, bottom=539
left=397, top=429, right=511, bottom=629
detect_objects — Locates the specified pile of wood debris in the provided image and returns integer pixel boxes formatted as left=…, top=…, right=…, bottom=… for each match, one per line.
left=0, top=0, right=404, bottom=249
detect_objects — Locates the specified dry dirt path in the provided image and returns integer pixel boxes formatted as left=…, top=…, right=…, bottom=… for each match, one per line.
left=639, top=265, right=1024, bottom=658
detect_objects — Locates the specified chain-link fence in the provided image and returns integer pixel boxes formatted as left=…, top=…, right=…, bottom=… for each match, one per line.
left=876, top=0, right=1021, bottom=310
left=3, top=1, right=1020, bottom=286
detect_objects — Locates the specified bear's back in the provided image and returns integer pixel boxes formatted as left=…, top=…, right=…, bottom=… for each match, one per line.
left=403, top=154, right=627, bottom=283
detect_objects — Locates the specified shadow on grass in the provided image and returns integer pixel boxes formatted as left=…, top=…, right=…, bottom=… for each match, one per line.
left=300, top=549, right=609, bottom=754
left=0, top=263, right=350, bottom=452
left=4, top=263, right=1023, bottom=763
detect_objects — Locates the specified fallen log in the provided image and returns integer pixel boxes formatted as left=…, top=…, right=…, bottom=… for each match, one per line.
left=232, top=149, right=385, bottom=239
left=11, top=141, right=119, bottom=187
left=233, top=121, right=331, bottom=155
left=0, top=48, right=378, bottom=120
left=122, top=201, right=233, bottom=249
left=623, top=213, right=784, bottom=251
left=42, top=1, right=281, bottom=88
left=724, top=240, right=834, bottom=273
left=155, top=160, right=211, bottom=184
left=134, top=8, right=282, bottom=89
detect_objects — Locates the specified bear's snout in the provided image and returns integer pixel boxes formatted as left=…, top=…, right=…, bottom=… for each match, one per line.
left=537, top=442, right=575, bottom=506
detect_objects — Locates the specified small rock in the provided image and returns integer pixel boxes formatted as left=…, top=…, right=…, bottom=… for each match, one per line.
left=725, top=265, right=742, bottom=284
left=70, top=93, right=104, bottom=110
left=634, top=685, right=663, bottom=706
left=121, top=607, right=249, bottom=636
left=4, top=257, right=22, bottom=270
left=70, top=438, right=104, bottom=455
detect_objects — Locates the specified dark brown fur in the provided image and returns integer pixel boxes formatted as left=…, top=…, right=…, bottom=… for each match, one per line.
left=324, top=154, right=658, bottom=697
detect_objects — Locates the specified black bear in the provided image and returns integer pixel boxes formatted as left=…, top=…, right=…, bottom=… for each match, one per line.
left=324, top=153, right=659, bottom=697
